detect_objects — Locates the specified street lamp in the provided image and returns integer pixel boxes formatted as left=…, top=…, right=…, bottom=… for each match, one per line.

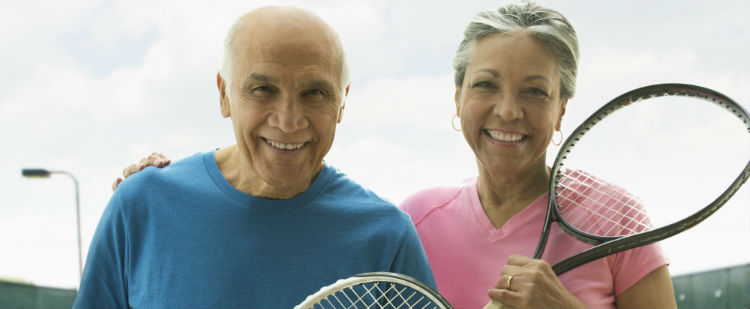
left=21, top=168, right=83, bottom=284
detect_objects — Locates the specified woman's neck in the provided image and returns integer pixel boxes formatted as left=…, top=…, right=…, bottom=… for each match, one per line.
left=476, top=161, right=550, bottom=229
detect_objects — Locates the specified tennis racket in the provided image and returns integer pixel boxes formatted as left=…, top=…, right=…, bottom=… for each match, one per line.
left=294, top=272, right=453, bottom=309
left=485, top=83, right=750, bottom=308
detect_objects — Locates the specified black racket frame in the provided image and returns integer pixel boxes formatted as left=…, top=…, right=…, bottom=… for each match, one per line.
left=532, top=83, right=750, bottom=275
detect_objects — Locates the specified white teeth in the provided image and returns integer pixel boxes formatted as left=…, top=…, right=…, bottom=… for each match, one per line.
left=265, top=139, right=305, bottom=150
left=486, top=130, right=524, bottom=142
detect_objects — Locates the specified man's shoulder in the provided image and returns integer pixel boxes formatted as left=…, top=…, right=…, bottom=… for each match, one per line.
left=322, top=165, right=394, bottom=205
left=116, top=152, right=208, bottom=195
left=317, top=165, right=412, bottom=220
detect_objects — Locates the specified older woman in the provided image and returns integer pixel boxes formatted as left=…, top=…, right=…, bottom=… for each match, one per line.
left=115, top=2, right=677, bottom=308
left=400, top=2, right=676, bottom=308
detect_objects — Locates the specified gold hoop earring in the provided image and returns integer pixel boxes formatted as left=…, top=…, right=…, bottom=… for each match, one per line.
left=552, top=130, right=563, bottom=146
left=451, top=114, right=462, bottom=131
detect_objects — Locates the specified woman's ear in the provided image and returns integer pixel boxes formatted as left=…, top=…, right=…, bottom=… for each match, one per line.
left=454, top=86, right=463, bottom=116
left=556, top=98, right=568, bottom=131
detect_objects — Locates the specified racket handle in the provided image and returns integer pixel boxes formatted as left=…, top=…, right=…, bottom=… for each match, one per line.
left=483, top=299, right=512, bottom=309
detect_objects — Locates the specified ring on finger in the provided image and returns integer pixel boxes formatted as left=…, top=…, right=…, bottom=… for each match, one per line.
left=506, top=275, right=514, bottom=291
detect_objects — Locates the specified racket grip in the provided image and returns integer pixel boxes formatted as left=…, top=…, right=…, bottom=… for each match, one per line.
left=483, top=299, right=512, bottom=309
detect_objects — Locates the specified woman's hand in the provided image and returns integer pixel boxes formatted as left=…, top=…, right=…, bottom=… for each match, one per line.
left=488, top=254, right=586, bottom=309
left=112, top=152, right=171, bottom=191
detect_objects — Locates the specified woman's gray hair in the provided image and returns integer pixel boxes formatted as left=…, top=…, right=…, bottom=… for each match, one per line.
left=453, top=1, right=579, bottom=99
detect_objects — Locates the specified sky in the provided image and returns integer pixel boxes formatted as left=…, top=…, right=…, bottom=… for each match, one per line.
left=1, top=0, right=748, bottom=290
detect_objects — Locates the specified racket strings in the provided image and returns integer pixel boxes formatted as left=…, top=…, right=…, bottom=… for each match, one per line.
left=314, top=281, right=440, bottom=309
left=555, top=169, right=653, bottom=237
left=559, top=181, right=646, bottom=233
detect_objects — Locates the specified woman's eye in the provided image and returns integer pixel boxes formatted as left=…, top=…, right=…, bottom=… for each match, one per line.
left=525, top=88, right=549, bottom=97
left=472, top=81, right=495, bottom=88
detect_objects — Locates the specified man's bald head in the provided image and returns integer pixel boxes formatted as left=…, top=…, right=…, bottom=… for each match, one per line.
left=219, top=6, right=349, bottom=96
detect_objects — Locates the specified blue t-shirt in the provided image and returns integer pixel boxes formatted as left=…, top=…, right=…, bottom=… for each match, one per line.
left=74, top=150, right=435, bottom=308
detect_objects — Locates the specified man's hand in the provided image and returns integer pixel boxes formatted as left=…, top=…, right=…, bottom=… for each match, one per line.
left=112, top=152, right=171, bottom=191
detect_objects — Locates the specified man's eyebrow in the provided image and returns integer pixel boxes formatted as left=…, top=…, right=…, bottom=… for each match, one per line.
left=303, top=79, right=335, bottom=89
left=245, top=73, right=278, bottom=84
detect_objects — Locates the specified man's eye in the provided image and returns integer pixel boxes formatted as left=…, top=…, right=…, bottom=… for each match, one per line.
left=251, top=86, right=276, bottom=98
left=303, top=89, right=327, bottom=97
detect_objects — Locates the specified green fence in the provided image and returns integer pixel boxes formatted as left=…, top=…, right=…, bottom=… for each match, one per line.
left=0, top=281, right=76, bottom=309
left=672, top=264, right=750, bottom=309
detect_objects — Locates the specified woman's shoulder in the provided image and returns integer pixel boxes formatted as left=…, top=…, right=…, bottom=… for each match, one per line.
left=399, top=178, right=475, bottom=224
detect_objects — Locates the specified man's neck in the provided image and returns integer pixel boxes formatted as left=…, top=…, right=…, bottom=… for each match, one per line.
left=214, top=145, right=317, bottom=199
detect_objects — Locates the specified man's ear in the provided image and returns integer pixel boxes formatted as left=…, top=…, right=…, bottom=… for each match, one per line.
left=555, top=98, right=568, bottom=131
left=217, top=72, right=230, bottom=118
left=337, top=104, right=345, bottom=123
left=338, top=83, right=350, bottom=123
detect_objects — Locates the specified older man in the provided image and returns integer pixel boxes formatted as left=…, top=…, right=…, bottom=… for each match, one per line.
left=74, top=6, right=435, bottom=308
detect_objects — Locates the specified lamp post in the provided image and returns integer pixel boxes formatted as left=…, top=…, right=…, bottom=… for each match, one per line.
left=21, top=168, right=83, bottom=283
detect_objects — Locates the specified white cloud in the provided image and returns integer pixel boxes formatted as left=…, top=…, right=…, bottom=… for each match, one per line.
left=0, top=6, right=23, bottom=41
left=0, top=64, right=154, bottom=136
left=567, top=46, right=750, bottom=133
left=345, top=74, right=456, bottom=131
left=311, top=0, right=388, bottom=45
left=327, top=135, right=475, bottom=204
left=0, top=0, right=99, bottom=32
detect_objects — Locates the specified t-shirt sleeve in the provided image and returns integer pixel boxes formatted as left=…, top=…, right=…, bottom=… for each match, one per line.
left=388, top=213, right=438, bottom=291
left=73, top=191, right=130, bottom=309
left=609, top=242, right=669, bottom=296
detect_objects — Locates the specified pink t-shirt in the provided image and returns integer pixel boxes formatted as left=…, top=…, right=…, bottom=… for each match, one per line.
left=399, top=177, right=668, bottom=309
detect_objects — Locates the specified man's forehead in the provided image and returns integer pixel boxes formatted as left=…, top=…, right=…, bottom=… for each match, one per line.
left=228, top=6, right=346, bottom=88
left=241, top=5, right=318, bottom=26
left=238, top=6, right=337, bottom=45
left=233, top=36, right=340, bottom=83
left=250, top=36, right=334, bottom=58
left=232, top=20, right=338, bottom=66
left=239, top=67, right=337, bottom=88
